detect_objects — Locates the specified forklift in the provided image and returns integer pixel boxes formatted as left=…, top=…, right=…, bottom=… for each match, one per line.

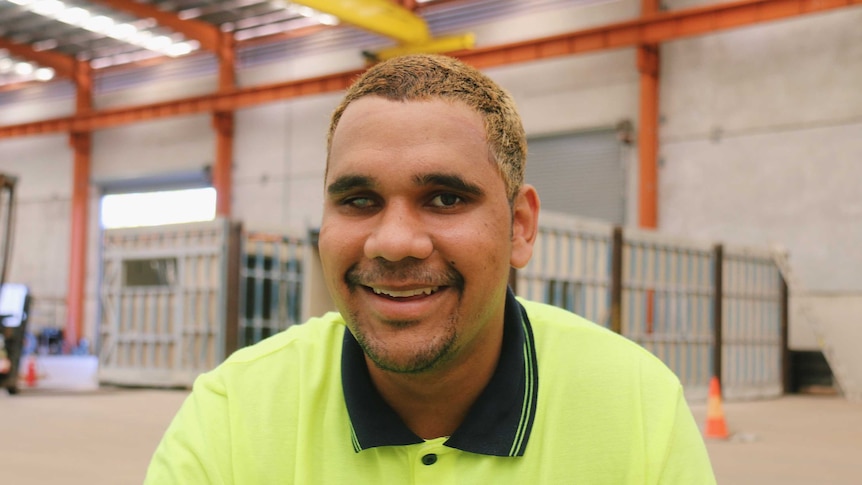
left=0, top=173, right=26, bottom=394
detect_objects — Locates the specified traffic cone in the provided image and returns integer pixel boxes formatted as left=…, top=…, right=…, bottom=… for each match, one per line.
left=23, top=355, right=39, bottom=387
left=704, top=376, right=730, bottom=439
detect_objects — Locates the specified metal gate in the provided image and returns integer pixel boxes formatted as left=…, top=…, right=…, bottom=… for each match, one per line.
left=622, top=229, right=715, bottom=398
left=722, top=246, right=784, bottom=400
left=239, top=233, right=306, bottom=347
left=516, top=212, right=612, bottom=326
left=516, top=211, right=786, bottom=401
left=98, top=219, right=236, bottom=387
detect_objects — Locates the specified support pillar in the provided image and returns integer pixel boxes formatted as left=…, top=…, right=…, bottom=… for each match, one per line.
left=66, top=132, right=91, bottom=350
left=65, top=61, right=92, bottom=351
left=637, top=0, right=660, bottom=229
left=213, top=32, right=236, bottom=217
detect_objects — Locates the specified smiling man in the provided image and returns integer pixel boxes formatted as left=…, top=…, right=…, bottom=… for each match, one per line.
left=146, top=54, right=716, bottom=484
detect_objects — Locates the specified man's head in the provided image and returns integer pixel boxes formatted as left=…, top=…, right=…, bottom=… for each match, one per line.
left=327, top=54, right=527, bottom=202
left=320, top=54, right=539, bottom=377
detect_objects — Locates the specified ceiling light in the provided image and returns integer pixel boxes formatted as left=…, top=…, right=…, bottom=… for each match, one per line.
left=34, top=67, right=55, bottom=81
left=83, top=15, right=114, bottom=33
left=164, top=42, right=195, bottom=57
left=144, top=35, right=172, bottom=51
left=13, top=61, right=34, bottom=75
left=9, top=0, right=200, bottom=63
left=105, top=23, right=137, bottom=40
left=30, top=0, right=64, bottom=16
left=316, top=14, right=339, bottom=26
left=57, top=6, right=89, bottom=24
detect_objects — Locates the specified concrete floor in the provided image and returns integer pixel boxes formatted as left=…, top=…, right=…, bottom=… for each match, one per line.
left=1, top=388, right=860, bottom=484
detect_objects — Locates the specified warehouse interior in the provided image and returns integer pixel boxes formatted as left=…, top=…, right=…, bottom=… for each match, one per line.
left=0, top=0, right=861, bottom=401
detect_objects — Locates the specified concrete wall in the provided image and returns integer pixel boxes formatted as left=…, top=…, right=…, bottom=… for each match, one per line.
left=659, top=7, right=862, bottom=350
left=660, top=8, right=862, bottom=292
left=0, top=0, right=860, bottom=357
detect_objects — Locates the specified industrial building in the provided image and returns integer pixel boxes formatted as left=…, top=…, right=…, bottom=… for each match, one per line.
left=0, top=0, right=860, bottom=482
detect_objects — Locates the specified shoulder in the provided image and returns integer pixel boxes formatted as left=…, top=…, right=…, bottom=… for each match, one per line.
left=226, top=312, right=346, bottom=364
left=199, top=312, right=346, bottom=391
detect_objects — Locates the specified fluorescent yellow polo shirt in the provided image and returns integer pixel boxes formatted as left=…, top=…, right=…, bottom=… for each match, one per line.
left=145, top=289, right=716, bottom=484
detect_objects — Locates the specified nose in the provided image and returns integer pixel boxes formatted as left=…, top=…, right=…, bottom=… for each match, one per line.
left=364, top=201, right=433, bottom=262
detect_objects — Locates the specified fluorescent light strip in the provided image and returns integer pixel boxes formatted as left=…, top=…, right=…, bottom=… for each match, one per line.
left=6, top=0, right=199, bottom=59
left=0, top=52, right=55, bottom=83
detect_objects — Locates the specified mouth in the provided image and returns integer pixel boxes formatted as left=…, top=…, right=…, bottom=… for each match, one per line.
left=369, top=286, right=441, bottom=298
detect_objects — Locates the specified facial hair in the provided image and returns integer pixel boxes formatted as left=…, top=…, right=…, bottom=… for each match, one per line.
left=343, top=258, right=465, bottom=374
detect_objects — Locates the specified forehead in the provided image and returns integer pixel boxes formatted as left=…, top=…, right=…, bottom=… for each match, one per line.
left=334, top=96, right=486, bottom=143
left=327, top=97, right=495, bottom=178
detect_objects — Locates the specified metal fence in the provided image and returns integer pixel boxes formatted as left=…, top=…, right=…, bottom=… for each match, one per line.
left=721, top=245, right=785, bottom=400
left=621, top=229, right=716, bottom=397
left=98, top=219, right=238, bottom=387
left=239, top=233, right=306, bottom=347
left=95, top=214, right=787, bottom=397
left=0, top=174, right=16, bottom=291
left=516, top=213, right=612, bottom=326
left=517, top=212, right=787, bottom=400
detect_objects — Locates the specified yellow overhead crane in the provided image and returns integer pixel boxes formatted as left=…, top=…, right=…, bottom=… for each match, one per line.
left=290, top=0, right=475, bottom=60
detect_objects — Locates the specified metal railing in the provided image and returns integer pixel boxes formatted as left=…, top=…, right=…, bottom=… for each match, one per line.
left=239, top=233, right=306, bottom=347
left=517, top=212, right=787, bottom=400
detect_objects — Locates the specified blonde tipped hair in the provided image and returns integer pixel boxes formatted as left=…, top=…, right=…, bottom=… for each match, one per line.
left=327, top=54, right=527, bottom=201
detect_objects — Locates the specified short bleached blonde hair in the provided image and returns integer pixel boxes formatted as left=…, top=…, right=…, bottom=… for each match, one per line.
left=327, top=54, right=527, bottom=201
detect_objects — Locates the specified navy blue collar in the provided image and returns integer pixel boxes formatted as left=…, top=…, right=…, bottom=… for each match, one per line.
left=341, top=288, right=539, bottom=457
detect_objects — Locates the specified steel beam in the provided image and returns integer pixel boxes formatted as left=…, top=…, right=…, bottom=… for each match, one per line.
left=1, top=0, right=860, bottom=139
left=460, top=0, right=862, bottom=68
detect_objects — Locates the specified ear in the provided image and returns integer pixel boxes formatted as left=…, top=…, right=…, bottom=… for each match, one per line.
left=510, top=184, right=540, bottom=269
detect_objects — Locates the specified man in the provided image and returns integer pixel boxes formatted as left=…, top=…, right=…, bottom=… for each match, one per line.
left=145, top=54, right=716, bottom=484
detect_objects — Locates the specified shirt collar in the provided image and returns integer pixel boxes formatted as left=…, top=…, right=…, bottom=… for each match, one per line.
left=341, top=287, right=539, bottom=457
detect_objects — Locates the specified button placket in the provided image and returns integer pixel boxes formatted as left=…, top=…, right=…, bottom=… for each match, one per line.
left=412, top=442, right=457, bottom=484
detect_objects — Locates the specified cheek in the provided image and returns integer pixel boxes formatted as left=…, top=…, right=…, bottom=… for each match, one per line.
left=318, top=225, right=349, bottom=277
left=445, top=222, right=510, bottom=270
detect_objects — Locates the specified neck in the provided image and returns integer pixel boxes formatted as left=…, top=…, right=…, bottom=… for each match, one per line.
left=366, top=327, right=503, bottom=440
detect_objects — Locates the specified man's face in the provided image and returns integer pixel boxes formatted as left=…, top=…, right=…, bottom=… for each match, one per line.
left=320, top=96, right=534, bottom=374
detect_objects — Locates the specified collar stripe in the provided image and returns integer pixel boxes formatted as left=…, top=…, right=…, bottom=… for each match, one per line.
left=350, top=424, right=362, bottom=453
left=510, top=309, right=538, bottom=456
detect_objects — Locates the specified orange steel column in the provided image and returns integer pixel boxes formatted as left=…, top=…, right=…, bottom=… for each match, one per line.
left=637, top=0, right=660, bottom=229
left=213, top=32, right=236, bottom=217
left=66, top=61, right=93, bottom=350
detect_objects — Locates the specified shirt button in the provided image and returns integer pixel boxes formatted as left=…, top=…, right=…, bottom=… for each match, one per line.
left=421, top=453, right=438, bottom=466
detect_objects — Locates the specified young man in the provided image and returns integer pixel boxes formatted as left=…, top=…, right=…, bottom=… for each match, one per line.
left=145, top=54, right=716, bottom=484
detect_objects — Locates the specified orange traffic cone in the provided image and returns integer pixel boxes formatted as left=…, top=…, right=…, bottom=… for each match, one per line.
left=23, top=355, right=39, bottom=388
left=704, top=376, right=730, bottom=439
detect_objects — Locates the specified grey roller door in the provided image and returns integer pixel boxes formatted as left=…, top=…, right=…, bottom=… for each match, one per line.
left=525, top=129, right=625, bottom=224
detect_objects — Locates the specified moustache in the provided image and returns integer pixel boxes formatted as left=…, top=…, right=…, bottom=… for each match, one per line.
left=345, top=259, right=464, bottom=290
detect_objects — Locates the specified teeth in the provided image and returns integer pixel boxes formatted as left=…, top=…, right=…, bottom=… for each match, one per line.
left=372, top=287, right=438, bottom=298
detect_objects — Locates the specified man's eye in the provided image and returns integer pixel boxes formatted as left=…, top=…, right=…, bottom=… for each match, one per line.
left=430, top=193, right=463, bottom=208
left=344, top=197, right=376, bottom=209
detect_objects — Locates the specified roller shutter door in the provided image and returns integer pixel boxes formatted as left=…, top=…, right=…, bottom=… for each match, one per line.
left=525, top=129, right=625, bottom=224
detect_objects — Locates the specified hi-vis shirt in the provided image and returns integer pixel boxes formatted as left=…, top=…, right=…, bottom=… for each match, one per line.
left=145, top=290, right=716, bottom=484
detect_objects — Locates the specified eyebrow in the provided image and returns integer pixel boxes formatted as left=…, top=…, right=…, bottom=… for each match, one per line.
left=326, top=172, right=485, bottom=197
left=327, top=175, right=375, bottom=196
left=415, top=173, right=485, bottom=197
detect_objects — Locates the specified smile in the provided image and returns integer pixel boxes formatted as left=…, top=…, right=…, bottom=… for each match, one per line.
left=370, top=286, right=440, bottom=298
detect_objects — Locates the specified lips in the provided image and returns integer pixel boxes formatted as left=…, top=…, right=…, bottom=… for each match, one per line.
left=371, top=286, right=440, bottom=298
left=345, top=260, right=465, bottom=295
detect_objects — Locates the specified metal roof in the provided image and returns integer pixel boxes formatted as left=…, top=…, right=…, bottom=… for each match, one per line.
left=0, top=0, right=591, bottom=90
